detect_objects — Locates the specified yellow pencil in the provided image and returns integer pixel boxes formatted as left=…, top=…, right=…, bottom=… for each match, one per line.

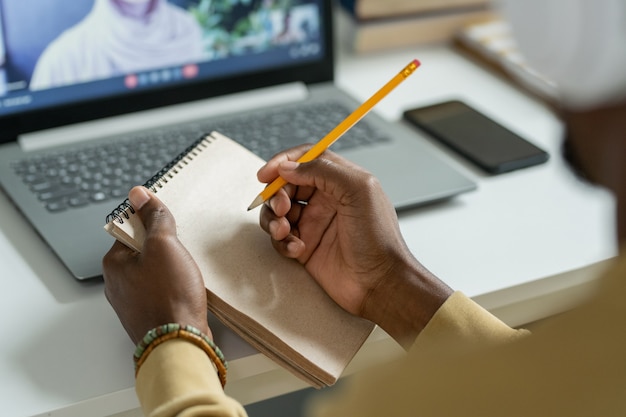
left=247, top=58, right=421, bottom=211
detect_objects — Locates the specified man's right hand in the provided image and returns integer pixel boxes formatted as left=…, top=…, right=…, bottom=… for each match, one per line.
left=257, top=146, right=453, bottom=348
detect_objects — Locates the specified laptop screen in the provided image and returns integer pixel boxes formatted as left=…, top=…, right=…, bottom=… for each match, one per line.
left=0, top=0, right=332, bottom=142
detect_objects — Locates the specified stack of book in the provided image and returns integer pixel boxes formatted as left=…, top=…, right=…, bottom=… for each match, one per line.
left=337, top=0, right=496, bottom=53
left=454, top=18, right=559, bottom=106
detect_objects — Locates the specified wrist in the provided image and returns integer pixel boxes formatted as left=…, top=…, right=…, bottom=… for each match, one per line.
left=134, top=323, right=228, bottom=387
left=362, top=254, right=453, bottom=349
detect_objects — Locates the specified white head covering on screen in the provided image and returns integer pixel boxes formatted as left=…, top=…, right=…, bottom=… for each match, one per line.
left=498, top=0, right=626, bottom=110
left=30, top=0, right=204, bottom=90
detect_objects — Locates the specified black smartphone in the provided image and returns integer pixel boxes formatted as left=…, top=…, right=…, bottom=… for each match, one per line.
left=403, top=100, right=549, bottom=174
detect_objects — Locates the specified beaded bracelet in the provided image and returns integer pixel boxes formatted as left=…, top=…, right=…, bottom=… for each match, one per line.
left=133, top=323, right=228, bottom=388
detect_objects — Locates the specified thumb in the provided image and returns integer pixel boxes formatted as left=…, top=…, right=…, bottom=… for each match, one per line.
left=278, top=156, right=372, bottom=204
left=128, top=186, right=177, bottom=238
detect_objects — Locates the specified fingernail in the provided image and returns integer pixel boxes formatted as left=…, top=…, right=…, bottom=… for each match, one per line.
left=279, top=161, right=300, bottom=171
left=129, top=187, right=150, bottom=211
left=266, top=199, right=275, bottom=214
left=269, top=220, right=279, bottom=236
left=286, top=240, right=300, bottom=256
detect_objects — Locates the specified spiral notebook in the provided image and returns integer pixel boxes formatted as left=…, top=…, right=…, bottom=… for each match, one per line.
left=104, top=131, right=374, bottom=387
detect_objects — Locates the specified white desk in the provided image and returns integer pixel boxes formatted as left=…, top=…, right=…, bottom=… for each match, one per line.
left=1, top=42, right=617, bottom=417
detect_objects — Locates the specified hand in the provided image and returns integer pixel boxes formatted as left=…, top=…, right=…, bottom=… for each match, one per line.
left=257, top=147, right=452, bottom=348
left=102, top=186, right=211, bottom=345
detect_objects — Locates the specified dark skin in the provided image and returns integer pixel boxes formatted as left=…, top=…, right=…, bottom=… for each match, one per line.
left=255, top=148, right=452, bottom=348
left=561, top=101, right=626, bottom=244
left=102, top=150, right=452, bottom=349
left=102, top=99, right=626, bottom=353
left=103, top=150, right=452, bottom=347
left=103, top=186, right=210, bottom=344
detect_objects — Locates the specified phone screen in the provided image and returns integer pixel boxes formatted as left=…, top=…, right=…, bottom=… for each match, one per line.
left=403, top=100, right=549, bottom=174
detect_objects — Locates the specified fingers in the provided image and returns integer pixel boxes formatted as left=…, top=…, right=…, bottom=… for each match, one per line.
left=257, top=145, right=380, bottom=261
left=261, top=201, right=291, bottom=239
left=265, top=187, right=292, bottom=218
left=276, top=154, right=375, bottom=207
left=272, top=234, right=306, bottom=259
left=258, top=146, right=366, bottom=201
left=260, top=199, right=306, bottom=257
left=257, top=144, right=312, bottom=184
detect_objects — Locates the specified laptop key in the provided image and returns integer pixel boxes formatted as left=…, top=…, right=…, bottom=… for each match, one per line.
left=90, top=192, right=108, bottom=203
left=45, top=200, right=68, bottom=212
left=39, top=187, right=81, bottom=202
left=30, top=181, right=55, bottom=192
left=68, top=195, right=90, bottom=208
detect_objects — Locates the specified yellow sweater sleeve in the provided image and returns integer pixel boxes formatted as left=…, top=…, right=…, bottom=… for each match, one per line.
left=135, top=292, right=526, bottom=417
left=134, top=256, right=626, bottom=417
left=136, top=339, right=247, bottom=417
left=309, top=291, right=529, bottom=417
left=411, top=291, right=529, bottom=354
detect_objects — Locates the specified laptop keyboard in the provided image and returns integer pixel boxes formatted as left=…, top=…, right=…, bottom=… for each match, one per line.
left=11, top=101, right=390, bottom=213
left=214, top=101, right=389, bottom=161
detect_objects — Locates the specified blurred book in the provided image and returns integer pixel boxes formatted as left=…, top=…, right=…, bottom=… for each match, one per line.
left=454, top=18, right=559, bottom=106
left=337, top=1, right=495, bottom=53
left=338, top=0, right=490, bottom=20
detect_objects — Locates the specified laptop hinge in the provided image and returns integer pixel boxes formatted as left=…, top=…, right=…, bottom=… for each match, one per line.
left=18, top=82, right=309, bottom=152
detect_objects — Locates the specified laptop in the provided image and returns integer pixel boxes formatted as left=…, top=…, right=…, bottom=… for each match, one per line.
left=0, top=0, right=476, bottom=280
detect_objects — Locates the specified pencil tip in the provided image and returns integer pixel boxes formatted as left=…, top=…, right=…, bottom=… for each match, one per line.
left=247, top=195, right=264, bottom=211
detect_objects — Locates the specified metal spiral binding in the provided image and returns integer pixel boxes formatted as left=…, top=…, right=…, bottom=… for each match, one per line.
left=105, top=200, right=135, bottom=224
left=105, top=133, right=214, bottom=224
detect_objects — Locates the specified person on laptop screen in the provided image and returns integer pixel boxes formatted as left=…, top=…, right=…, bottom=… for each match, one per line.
left=103, top=0, right=626, bottom=415
left=0, top=0, right=321, bottom=117
left=29, top=0, right=203, bottom=90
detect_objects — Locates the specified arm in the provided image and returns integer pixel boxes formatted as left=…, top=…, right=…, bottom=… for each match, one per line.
left=412, top=291, right=529, bottom=354
left=102, top=186, right=247, bottom=417
left=309, top=292, right=530, bottom=417
left=136, top=340, right=246, bottom=417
